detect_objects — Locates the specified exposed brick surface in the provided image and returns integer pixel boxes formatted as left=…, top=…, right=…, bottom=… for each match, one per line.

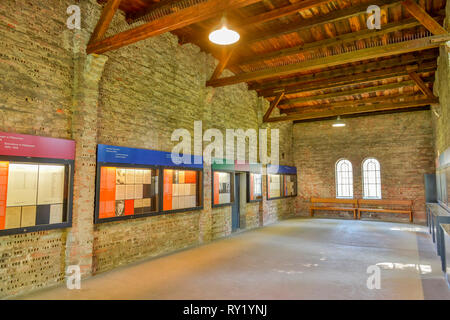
left=293, top=111, right=436, bottom=223
left=432, top=2, right=450, bottom=156
left=0, top=0, right=293, bottom=296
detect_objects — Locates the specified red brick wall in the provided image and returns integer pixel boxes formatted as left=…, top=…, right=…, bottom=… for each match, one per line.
left=293, top=111, right=435, bottom=223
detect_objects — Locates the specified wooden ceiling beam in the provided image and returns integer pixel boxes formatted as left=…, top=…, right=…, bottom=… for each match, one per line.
left=401, top=0, right=448, bottom=35
left=408, top=71, right=436, bottom=97
left=206, top=35, right=449, bottom=87
left=87, top=0, right=261, bottom=54
left=236, top=0, right=331, bottom=28
left=89, top=0, right=122, bottom=45
left=278, top=77, right=432, bottom=106
left=262, top=61, right=436, bottom=98
left=231, top=17, right=439, bottom=68
left=248, top=0, right=400, bottom=44
left=280, top=94, right=420, bottom=113
left=265, top=98, right=438, bottom=122
left=249, top=52, right=438, bottom=91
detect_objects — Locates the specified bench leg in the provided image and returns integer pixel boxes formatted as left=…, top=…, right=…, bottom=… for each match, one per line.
left=310, top=208, right=314, bottom=217
left=410, top=212, right=413, bottom=223
left=353, top=210, right=357, bottom=220
left=358, top=210, right=361, bottom=220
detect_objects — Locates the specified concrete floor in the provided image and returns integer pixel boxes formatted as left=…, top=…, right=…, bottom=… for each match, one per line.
left=20, top=218, right=450, bottom=300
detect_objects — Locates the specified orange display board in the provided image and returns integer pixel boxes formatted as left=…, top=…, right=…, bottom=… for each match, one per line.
left=0, top=162, right=9, bottom=230
left=185, top=170, right=197, bottom=184
left=124, top=199, right=134, bottom=216
left=99, top=167, right=116, bottom=219
left=213, top=172, right=220, bottom=205
left=163, top=169, right=173, bottom=211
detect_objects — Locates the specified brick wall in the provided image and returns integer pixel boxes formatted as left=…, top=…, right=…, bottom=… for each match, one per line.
left=433, top=1, right=450, bottom=156
left=0, top=0, right=294, bottom=297
left=293, top=111, right=436, bottom=223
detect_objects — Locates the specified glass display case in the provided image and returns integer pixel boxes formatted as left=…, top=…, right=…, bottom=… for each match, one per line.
left=212, top=171, right=234, bottom=206
left=95, top=144, right=203, bottom=223
left=0, top=132, right=75, bottom=236
left=267, top=165, right=298, bottom=200
left=248, top=172, right=263, bottom=202
left=163, top=169, right=202, bottom=212
left=98, top=166, right=159, bottom=220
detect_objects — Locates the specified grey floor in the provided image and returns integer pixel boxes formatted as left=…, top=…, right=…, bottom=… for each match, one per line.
left=20, top=218, right=450, bottom=300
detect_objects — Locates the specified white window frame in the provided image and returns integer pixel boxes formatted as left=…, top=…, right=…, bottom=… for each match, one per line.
left=362, top=158, right=382, bottom=199
left=335, top=159, right=354, bottom=199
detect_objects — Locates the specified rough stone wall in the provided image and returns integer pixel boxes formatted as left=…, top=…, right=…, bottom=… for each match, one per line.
left=93, top=10, right=294, bottom=271
left=432, top=0, right=450, bottom=156
left=0, top=0, right=74, bottom=298
left=0, top=0, right=295, bottom=296
left=293, top=111, right=435, bottom=223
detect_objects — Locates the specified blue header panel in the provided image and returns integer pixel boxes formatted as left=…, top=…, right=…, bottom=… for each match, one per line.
left=97, top=144, right=203, bottom=169
left=267, top=164, right=297, bottom=175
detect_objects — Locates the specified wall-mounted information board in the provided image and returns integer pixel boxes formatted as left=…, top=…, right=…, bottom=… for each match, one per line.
left=437, top=147, right=450, bottom=209
left=211, top=160, right=263, bottom=206
left=95, top=145, right=203, bottom=223
left=211, top=159, right=235, bottom=207
left=0, top=132, right=75, bottom=236
left=267, top=165, right=297, bottom=200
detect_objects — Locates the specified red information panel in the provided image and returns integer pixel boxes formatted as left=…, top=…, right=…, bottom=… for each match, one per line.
left=0, top=132, right=75, bottom=160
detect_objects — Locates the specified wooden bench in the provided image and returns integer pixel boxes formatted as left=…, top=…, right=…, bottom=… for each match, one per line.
left=310, top=198, right=358, bottom=219
left=357, top=199, right=414, bottom=222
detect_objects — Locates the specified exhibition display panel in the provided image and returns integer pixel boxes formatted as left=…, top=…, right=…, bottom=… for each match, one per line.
left=212, top=159, right=235, bottom=207
left=95, top=144, right=203, bottom=223
left=248, top=172, right=263, bottom=202
left=436, top=147, right=450, bottom=209
left=163, top=169, right=201, bottom=212
left=267, top=165, right=297, bottom=200
left=0, top=132, right=75, bottom=236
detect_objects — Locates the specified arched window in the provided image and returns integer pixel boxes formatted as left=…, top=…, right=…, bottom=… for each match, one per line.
left=336, top=159, right=353, bottom=198
left=362, top=158, right=382, bottom=199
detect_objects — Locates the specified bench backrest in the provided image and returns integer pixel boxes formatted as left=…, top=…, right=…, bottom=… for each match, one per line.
left=311, top=198, right=357, bottom=205
left=357, top=199, right=413, bottom=208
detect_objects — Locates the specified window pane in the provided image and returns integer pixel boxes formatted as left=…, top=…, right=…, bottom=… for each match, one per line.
left=336, top=160, right=353, bottom=198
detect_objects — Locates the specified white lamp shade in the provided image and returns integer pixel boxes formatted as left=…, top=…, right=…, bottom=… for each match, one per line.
left=209, top=26, right=240, bottom=45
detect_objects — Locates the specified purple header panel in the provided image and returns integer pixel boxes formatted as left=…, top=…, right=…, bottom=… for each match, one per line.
left=0, top=132, right=75, bottom=160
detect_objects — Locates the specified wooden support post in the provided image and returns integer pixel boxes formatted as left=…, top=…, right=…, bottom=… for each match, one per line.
left=263, top=92, right=285, bottom=122
left=401, top=0, right=448, bottom=35
left=209, top=47, right=236, bottom=82
left=89, top=0, right=122, bottom=45
left=408, top=71, right=435, bottom=97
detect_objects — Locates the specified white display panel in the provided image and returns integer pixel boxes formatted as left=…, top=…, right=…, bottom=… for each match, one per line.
left=37, top=165, right=65, bottom=205
left=269, top=174, right=281, bottom=198
left=6, top=163, right=39, bottom=206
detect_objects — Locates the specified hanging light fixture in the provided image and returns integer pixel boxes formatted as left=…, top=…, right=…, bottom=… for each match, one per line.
left=209, top=15, right=240, bottom=46
left=332, top=116, right=346, bottom=127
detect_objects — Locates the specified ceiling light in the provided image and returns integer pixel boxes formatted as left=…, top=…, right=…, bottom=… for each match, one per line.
left=209, top=16, right=240, bottom=46
left=332, top=116, right=346, bottom=127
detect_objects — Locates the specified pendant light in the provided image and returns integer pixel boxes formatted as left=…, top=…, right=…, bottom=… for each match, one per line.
left=332, top=116, right=346, bottom=127
left=209, top=14, right=240, bottom=46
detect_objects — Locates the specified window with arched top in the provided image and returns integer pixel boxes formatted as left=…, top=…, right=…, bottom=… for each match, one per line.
left=335, top=159, right=353, bottom=198
left=362, top=158, right=382, bottom=199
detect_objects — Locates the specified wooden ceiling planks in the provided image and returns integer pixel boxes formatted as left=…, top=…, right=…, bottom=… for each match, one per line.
left=92, top=0, right=447, bottom=122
